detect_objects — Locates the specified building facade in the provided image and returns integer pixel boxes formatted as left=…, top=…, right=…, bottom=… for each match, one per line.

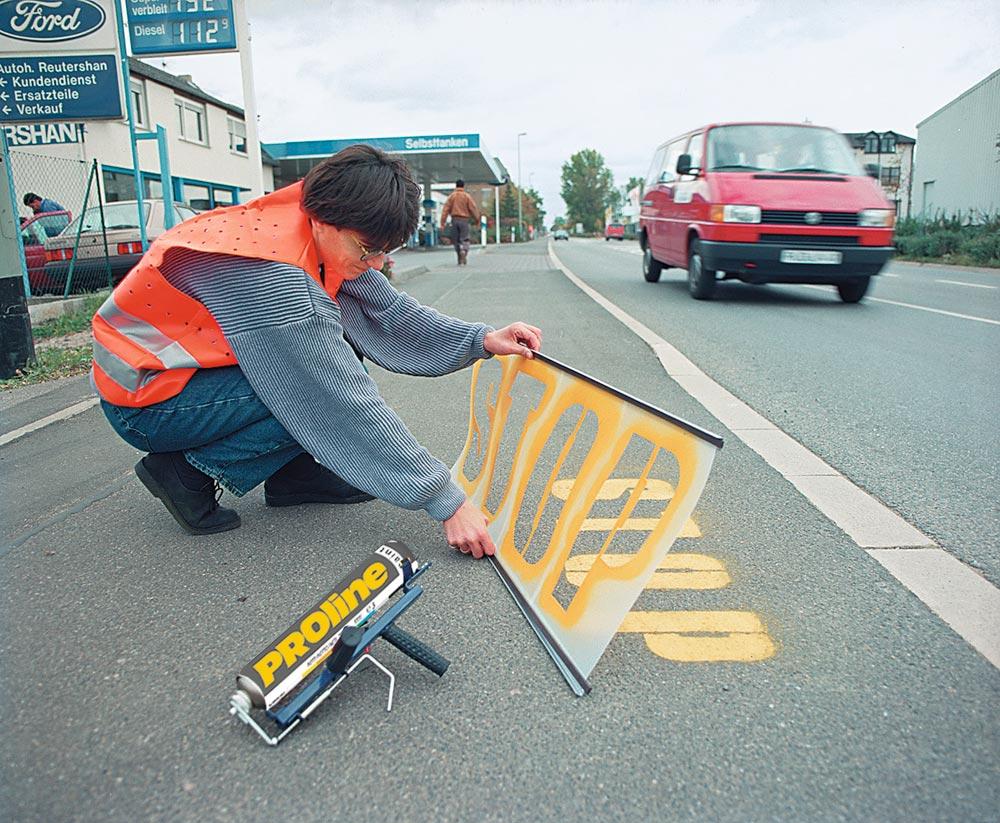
left=843, top=131, right=916, bottom=218
left=911, top=69, right=1000, bottom=219
left=7, top=58, right=272, bottom=222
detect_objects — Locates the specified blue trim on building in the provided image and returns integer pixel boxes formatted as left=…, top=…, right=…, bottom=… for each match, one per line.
left=263, top=134, right=481, bottom=159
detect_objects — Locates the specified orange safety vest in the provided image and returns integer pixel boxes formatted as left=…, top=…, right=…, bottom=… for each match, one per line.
left=92, top=182, right=343, bottom=408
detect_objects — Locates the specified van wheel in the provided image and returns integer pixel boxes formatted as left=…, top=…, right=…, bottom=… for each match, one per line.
left=687, top=240, right=715, bottom=299
left=837, top=277, right=870, bottom=303
left=643, top=246, right=664, bottom=282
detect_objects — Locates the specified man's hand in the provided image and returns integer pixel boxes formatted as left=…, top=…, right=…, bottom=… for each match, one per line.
left=484, top=323, right=542, bottom=359
left=443, top=500, right=495, bottom=559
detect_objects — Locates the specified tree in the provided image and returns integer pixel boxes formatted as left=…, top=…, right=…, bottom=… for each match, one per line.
left=626, top=175, right=644, bottom=196
left=560, top=149, right=615, bottom=232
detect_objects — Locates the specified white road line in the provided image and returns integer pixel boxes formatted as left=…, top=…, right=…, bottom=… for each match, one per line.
left=0, top=397, right=99, bottom=447
left=881, top=272, right=901, bottom=278
left=935, top=279, right=997, bottom=290
left=867, top=549, right=1000, bottom=669
left=799, top=285, right=1000, bottom=326
left=549, top=242, right=1000, bottom=670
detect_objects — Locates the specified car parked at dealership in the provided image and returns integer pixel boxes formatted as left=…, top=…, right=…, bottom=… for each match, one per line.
left=639, top=122, right=895, bottom=302
left=20, top=210, right=72, bottom=295
left=43, top=200, right=199, bottom=294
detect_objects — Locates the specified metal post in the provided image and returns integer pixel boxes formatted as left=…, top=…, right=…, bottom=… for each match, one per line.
left=0, top=127, right=35, bottom=376
left=516, top=131, right=526, bottom=241
left=137, top=126, right=175, bottom=229
left=113, top=0, right=148, bottom=249
left=235, top=0, right=265, bottom=199
left=494, top=185, right=500, bottom=245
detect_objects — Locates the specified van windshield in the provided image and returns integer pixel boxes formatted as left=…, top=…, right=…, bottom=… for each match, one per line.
left=707, top=125, right=862, bottom=175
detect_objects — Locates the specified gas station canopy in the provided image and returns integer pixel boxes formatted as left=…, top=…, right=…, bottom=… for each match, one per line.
left=263, top=133, right=508, bottom=189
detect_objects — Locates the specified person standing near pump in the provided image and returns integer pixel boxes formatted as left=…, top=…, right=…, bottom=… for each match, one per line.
left=90, top=145, right=541, bottom=558
left=440, top=179, right=480, bottom=265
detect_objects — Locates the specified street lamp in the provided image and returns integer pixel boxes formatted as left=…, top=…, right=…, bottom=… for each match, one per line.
left=517, top=131, right=527, bottom=242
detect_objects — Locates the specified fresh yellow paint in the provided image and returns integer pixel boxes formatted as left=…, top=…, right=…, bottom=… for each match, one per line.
left=619, top=611, right=776, bottom=662
left=565, top=553, right=730, bottom=590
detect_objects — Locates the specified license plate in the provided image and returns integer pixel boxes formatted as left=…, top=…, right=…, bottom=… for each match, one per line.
left=779, top=250, right=843, bottom=265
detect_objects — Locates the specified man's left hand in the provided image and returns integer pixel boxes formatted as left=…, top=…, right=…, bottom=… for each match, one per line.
left=484, top=323, right=542, bottom=359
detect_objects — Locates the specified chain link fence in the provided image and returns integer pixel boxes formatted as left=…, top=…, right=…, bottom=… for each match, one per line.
left=12, top=150, right=114, bottom=296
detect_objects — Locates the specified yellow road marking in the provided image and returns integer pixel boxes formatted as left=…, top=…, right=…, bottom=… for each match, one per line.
left=619, top=611, right=776, bottom=662
left=552, top=477, right=701, bottom=537
left=565, top=553, right=729, bottom=589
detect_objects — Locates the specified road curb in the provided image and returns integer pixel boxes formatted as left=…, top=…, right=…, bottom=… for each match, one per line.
left=390, top=265, right=430, bottom=285
left=27, top=296, right=90, bottom=326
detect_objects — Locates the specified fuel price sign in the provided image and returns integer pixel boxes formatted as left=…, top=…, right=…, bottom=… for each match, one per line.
left=125, top=0, right=237, bottom=56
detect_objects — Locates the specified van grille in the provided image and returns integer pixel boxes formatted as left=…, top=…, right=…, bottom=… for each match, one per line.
left=760, top=210, right=859, bottom=226
left=758, top=234, right=860, bottom=246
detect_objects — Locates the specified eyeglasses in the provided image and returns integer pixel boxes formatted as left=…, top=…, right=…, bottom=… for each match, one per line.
left=353, top=235, right=403, bottom=263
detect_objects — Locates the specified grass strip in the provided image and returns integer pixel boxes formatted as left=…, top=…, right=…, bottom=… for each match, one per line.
left=0, top=345, right=93, bottom=390
left=31, top=291, right=108, bottom=340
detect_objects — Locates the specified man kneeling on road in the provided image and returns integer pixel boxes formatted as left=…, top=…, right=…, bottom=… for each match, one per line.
left=91, top=145, right=541, bottom=558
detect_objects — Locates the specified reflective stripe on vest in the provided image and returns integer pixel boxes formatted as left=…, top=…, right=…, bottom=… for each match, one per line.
left=92, top=181, right=334, bottom=408
left=96, top=293, right=201, bottom=371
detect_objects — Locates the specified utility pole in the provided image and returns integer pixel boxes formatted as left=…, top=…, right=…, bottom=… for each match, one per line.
left=517, top=131, right=526, bottom=242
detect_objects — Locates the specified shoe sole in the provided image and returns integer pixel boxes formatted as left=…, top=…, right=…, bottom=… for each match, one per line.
left=135, top=460, right=242, bottom=535
left=264, top=491, right=376, bottom=507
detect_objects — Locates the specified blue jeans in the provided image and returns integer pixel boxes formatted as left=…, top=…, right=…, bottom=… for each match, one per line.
left=101, top=367, right=303, bottom=496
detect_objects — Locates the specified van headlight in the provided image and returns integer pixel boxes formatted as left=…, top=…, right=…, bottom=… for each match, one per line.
left=858, top=209, right=894, bottom=227
left=710, top=204, right=761, bottom=223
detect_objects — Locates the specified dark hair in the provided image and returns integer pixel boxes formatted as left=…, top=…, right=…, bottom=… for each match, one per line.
left=302, top=144, right=420, bottom=250
left=23, top=192, right=39, bottom=206
left=455, top=179, right=465, bottom=188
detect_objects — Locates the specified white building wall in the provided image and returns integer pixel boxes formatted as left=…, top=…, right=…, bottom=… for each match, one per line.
left=913, top=69, right=1000, bottom=218
left=8, top=65, right=268, bottom=219
left=849, top=142, right=915, bottom=218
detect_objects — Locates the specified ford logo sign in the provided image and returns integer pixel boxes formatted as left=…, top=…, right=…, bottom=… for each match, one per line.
left=804, top=211, right=822, bottom=225
left=0, top=0, right=106, bottom=43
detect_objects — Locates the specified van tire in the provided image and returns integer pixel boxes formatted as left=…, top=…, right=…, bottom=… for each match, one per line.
left=837, top=277, right=870, bottom=303
left=643, top=246, right=664, bottom=282
left=687, top=240, right=715, bottom=299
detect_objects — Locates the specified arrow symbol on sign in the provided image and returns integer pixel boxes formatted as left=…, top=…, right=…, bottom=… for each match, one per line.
left=1, top=106, right=9, bottom=115
left=0, top=78, right=6, bottom=87
left=0, top=93, right=7, bottom=101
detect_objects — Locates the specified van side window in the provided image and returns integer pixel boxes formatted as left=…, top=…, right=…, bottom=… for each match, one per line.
left=645, top=146, right=667, bottom=191
left=684, top=133, right=704, bottom=176
left=660, top=140, right=686, bottom=184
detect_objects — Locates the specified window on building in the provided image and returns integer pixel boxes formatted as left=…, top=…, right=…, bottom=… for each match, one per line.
left=102, top=169, right=136, bottom=202
left=864, top=133, right=880, bottom=154
left=183, top=182, right=211, bottom=211
left=175, top=98, right=208, bottom=145
left=144, top=176, right=163, bottom=199
left=880, top=166, right=901, bottom=187
left=227, top=117, right=247, bottom=155
left=880, top=133, right=897, bottom=153
left=130, top=78, right=148, bottom=129
left=213, top=188, right=237, bottom=206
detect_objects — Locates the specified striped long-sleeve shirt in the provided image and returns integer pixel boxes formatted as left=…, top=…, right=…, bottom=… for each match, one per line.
left=157, top=248, right=491, bottom=521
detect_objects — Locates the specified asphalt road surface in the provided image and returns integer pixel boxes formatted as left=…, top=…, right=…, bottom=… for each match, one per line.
left=1, top=240, right=997, bottom=822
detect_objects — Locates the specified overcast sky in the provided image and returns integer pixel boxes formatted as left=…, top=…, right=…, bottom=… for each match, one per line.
left=148, top=0, right=1000, bottom=220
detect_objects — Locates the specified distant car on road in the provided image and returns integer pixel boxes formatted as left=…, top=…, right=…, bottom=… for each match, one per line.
left=43, top=199, right=199, bottom=293
left=604, top=222, right=625, bottom=241
left=20, top=210, right=72, bottom=295
left=553, top=229, right=570, bottom=240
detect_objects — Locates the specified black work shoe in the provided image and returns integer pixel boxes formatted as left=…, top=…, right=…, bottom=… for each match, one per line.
left=264, top=454, right=376, bottom=507
left=135, top=452, right=241, bottom=535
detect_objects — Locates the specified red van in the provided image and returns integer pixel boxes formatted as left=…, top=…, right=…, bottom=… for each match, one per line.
left=639, top=122, right=895, bottom=302
left=605, top=222, right=625, bottom=241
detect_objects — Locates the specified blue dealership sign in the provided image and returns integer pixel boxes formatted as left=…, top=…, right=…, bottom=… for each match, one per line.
left=0, top=54, right=121, bottom=121
left=264, top=134, right=482, bottom=160
left=125, top=0, right=237, bottom=56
